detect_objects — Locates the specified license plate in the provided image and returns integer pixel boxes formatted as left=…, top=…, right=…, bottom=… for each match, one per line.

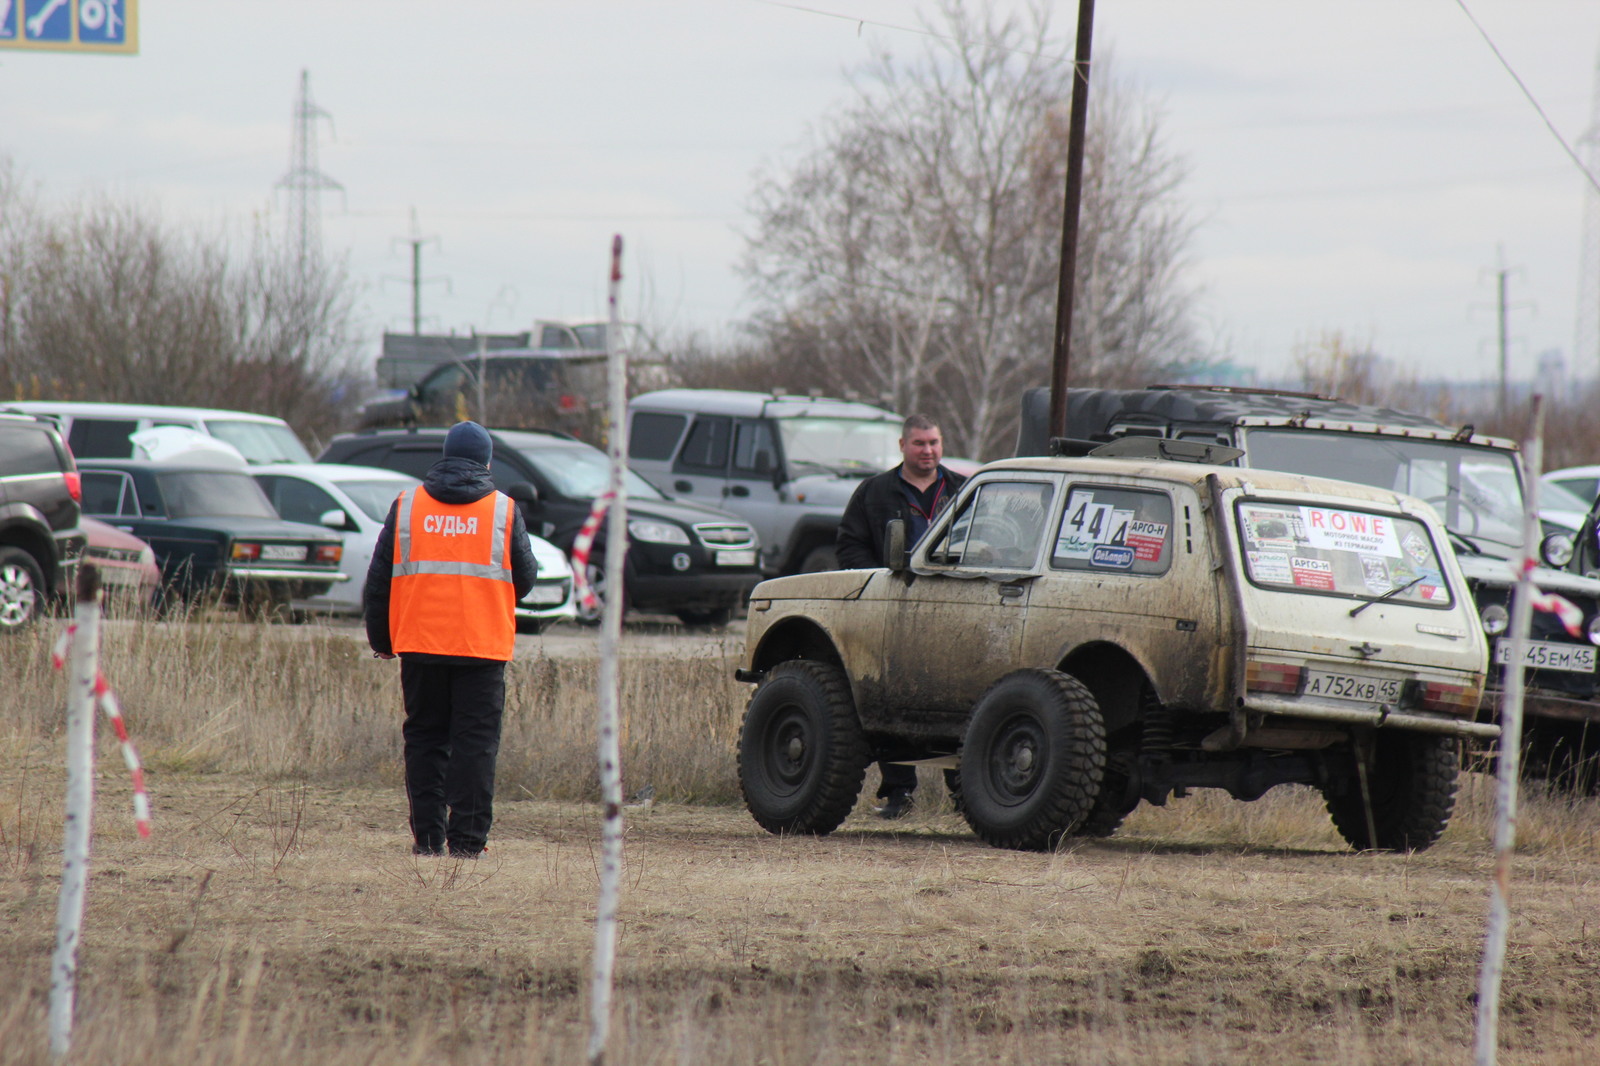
left=1303, top=671, right=1404, bottom=703
left=717, top=549, right=757, bottom=567
left=1494, top=639, right=1597, bottom=674
left=259, top=544, right=307, bottom=561
left=521, top=585, right=567, bottom=605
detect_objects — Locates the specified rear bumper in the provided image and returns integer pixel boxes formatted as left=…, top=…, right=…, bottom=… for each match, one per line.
left=1243, top=695, right=1501, bottom=739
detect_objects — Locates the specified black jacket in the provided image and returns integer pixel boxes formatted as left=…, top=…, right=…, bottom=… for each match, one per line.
left=835, top=464, right=967, bottom=569
left=365, top=457, right=539, bottom=661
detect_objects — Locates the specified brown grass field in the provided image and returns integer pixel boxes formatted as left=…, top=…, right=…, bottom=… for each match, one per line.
left=2, top=618, right=1599, bottom=1064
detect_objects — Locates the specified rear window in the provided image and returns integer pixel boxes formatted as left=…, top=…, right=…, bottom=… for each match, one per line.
left=203, top=420, right=313, bottom=464
left=0, top=424, right=65, bottom=475
left=1235, top=500, right=1452, bottom=608
left=157, top=472, right=279, bottom=519
left=67, top=418, right=140, bottom=459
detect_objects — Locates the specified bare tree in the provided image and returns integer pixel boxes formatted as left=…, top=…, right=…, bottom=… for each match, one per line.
left=740, top=0, right=1201, bottom=457
left=0, top=164, right=365, bottom=448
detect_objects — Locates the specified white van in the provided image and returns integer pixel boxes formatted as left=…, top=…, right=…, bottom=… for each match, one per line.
left=1, top=402, right=312, bottom=466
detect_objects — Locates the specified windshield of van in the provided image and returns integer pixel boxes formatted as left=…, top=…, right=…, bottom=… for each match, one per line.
left=512, top=444, right=664, bottom=501
left=777, top=417, right=902, bottom=476
left=1235, top=499, right=1452, bottom=608
left=205, top=420, right=314, bottom=464
left=1242, top=429, right=1523, bottom=557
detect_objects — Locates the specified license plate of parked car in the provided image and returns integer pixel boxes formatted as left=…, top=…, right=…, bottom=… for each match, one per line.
left=522, top=585, right=567, bottom=605
left=1494, top=639, right=1597, bottom=673
left=1302, top=671, right=1404, bottom=703
left=259, top=544, right=307, bottom=561
left=717, top=550, right=757, bottom=567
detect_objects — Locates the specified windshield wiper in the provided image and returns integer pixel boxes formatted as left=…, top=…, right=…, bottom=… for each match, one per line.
left=1349, top=575, right=1425, bottom=617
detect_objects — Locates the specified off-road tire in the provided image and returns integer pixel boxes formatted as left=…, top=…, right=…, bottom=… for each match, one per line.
left=739, top=660, right=869, bottom=835
left=1324, top=732, right=1459, bottom=852
left=1079, top=744, right=1139, bottom=838
left=0, top=547, right=46, bottom=633
left=958, top=669, right=1106, bottom=851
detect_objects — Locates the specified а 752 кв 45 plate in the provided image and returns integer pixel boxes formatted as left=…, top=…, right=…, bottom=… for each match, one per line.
left=1493, top=639, right=1597, bottom=673
left=1302, top=671, right=1404, bottom=703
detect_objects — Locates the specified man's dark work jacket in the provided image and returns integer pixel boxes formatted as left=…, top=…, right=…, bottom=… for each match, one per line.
left=365, top=457, right=538, bottom=663
left=835, top=464, right=967, bottom=570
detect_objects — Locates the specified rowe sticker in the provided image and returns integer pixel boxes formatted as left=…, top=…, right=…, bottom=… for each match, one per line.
left=1299, top=506, right=1400, bottom=558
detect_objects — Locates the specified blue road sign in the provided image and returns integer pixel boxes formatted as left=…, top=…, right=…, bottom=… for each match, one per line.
left=0, top=0, right=137, bottom=53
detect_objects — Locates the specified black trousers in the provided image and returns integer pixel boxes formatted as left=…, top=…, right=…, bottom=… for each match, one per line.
left=400, top=658, right=506, bottom=854
left=878, top=761, right=917, bottom=797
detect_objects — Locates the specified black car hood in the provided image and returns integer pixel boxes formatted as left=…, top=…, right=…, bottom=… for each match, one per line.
left=627, top=496, right=748, bottom=526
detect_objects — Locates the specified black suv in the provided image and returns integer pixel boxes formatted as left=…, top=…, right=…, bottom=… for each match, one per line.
left=0, top=413, right=87, bottom=632
left=318, top=427, right=762, bottom=626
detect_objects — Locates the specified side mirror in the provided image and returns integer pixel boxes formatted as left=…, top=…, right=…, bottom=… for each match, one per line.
left=507, top=481, right=540, bottom=509
left=885, top=518, right=908, bottom=572
left=319, top=508, right=350, bottom=531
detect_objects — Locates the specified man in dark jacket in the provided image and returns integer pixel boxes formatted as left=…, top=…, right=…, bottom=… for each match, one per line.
left=366, top=422, right=538, bottom=858
left=835, top=414, right=967, bottom=818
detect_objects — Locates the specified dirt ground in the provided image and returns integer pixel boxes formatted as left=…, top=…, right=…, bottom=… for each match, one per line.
left=2, top=763, right=1598, bottom=1065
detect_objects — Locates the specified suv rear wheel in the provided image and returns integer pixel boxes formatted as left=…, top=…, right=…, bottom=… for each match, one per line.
left=1323, top=732, right=1458, bottom=852
left=958, top=669, right=1107, bottom=851
left=0, top=547, right=47, bottom=633
left=739, top=660, right=869, bottom=835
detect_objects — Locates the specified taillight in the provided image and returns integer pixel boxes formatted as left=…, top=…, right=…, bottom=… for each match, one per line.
left=1415, top=680, right=1482, bottom=716
left=64, top=471, right=81, bottom=502
left=559, top=394, right=579, bottom=410
left=232, top=542, right=262, bottom=562
left=315, top=544, right=343, bottom=565
left=1245, top=659, right=1303, bottom=694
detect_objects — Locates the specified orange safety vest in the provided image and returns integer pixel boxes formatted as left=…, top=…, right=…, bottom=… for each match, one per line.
left=389, top=486, right=517, bottom=660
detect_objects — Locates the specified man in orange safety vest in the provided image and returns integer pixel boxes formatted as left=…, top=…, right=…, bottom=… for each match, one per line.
left=365, top=421, right=538, bottom=858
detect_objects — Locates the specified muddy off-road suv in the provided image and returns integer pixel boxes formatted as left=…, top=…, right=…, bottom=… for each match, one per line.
left=735, top=439, right=1495, bottom=852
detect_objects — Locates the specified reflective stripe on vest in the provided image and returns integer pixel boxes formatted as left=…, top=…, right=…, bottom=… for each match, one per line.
left=389, top=487, right=517, bottom=660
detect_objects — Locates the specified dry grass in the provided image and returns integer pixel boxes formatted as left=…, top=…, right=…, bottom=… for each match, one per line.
left=2, top=617, right=1599, bottom=1064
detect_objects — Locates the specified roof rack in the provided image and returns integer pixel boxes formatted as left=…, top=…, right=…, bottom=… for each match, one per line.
left=1050, top=435, right=1244, bottom=466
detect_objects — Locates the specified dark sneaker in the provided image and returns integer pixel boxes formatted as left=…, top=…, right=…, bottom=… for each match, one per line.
left=447, top=844, right=485, bottom=860
left=413, top=843, right=444, bottom=857
left=873, top=790, right=914, bottom=820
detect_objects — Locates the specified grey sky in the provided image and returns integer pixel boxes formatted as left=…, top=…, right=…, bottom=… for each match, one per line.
left=3, top=0, right=1599, bottom=383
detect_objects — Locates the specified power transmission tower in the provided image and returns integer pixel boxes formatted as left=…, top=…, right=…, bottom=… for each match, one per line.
left=1576, top=40, right=1600, bottom=378
left=275, top=69, right=342, bottom=275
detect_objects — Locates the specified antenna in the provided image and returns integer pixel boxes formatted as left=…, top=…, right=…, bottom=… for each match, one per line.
left=274, top=69, right=343, bottom=275
left=1576, top=41, right=1600, bottom=378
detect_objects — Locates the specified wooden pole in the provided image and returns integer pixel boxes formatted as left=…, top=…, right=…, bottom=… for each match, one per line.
left=1048, top=0, right=1096, bottom=439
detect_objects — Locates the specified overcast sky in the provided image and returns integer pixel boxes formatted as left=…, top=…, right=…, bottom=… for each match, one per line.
left=4, top=0, right=1600, bottom=385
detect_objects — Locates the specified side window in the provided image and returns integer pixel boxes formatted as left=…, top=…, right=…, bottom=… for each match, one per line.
left=417, top=364, right=466, bottom=406
left=264, top=476, right=340, bottom=525
left=81, top=471, right=139, bottom=516
left=1052, top=485, right=1174, bottom=575
left=732, top=420, right=777, bottom=476
left=675, top=416, right=731, bottom=474
left=68, top=419, right=140, bottom=459
left=925, top=480, right=1055, bottom=570
left=630, top=412, right=688, bottom=461
left=386, top=446, right=442, bottom=480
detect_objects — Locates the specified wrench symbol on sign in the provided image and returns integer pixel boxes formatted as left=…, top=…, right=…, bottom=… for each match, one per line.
left=0, top=0, right=15, bottom=38
left=26, top=0, right=67, bottom=37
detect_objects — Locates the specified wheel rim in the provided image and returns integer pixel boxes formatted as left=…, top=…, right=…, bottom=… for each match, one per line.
left=0, top=563, right=37, bottom=628
left=576, top=563, right=606, bottom=623
left=761, top=704, right=815, bottom=799
left=985, top=711, right=1047, bottom=806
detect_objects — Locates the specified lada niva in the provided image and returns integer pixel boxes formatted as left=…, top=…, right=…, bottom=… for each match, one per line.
left=734, top=439, right=1496, bottom=852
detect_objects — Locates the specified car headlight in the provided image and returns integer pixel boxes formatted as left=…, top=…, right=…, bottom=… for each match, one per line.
left=627, top=519, right=691, bottom=545
left=1588, top=614, right=1600, bottom=646
left=1540, top=532, right=1575, bottom=569
left=1480, top=604, right=1509, bottom=636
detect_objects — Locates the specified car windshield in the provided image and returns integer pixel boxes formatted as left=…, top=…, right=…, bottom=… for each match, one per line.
left=1235, top=499, right=1453, bottom=608
left=512, top=444, right=665, bottom=500
left=777, top=417, right=902, bottom=475
left=204, top=420, right=314, bottom=464
left=157, top=471, right=280, bottom=519
left=1537, top=478, right=1593, bottom=515
left=1243, top=429, right=1525, bottom=557
left=336, top=478, right=418, bottom=522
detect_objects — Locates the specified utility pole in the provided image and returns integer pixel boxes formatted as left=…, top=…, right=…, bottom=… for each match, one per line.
left=274, top=70, right=342, bottom=279
left=389, top=208, right=447, bottom=335
left=1575, top=39, right=1600, bottom=378
left=1497, top=253, right=1509, bottom=421
left=1048, top=0, right=1096, bottom=439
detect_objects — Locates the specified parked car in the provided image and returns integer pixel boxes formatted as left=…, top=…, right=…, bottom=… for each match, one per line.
left=628, top=389, right=903, bottom=574
left=80, top=517, right=161, bottom=612
left=1544, top=464, right=1600, bottom=507
left=0, top=412, right=87, bottom=632
left=317, top=427, right=762, bottom=626
left=2, top=402, right=313, bottom=465
left=251, top=462, right=576, bottom=631
left=736, top=439, right=1494, bottom=852
left=356, top=349, right=608, bottom=438
left=76, top=459, right=347, bottom=616
left=1017, top=384, right=1600, bottom=791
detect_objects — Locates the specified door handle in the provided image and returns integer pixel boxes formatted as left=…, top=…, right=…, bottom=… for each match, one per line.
left=998, top=584, right=1025, bottom=598
left=674, top=480, right=692, bottom=493
left=729, top=484, right=750, bottom=497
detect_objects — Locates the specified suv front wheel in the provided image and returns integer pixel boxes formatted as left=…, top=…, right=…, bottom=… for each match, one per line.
left=958, top=669, right=1107, bottom=851
left=0, top=547, right=47, bottom=633
left=739, top=660, right=870, bottom=835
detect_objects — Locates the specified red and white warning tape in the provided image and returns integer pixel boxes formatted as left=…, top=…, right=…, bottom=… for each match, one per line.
left=52, top=624, right=152, bottom=839
left=570, top=491, right=614, bottom=613
left=1515, top=558, right=1585, bottom=637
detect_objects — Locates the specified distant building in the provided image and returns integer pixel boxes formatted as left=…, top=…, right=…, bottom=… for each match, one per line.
left=375, top=321, right=604, bottom=389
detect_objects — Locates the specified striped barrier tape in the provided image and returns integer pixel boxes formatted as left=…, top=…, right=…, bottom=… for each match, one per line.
left=570, top=491, right=615, bottom=613
left=52, top=624, right=152, bottom=839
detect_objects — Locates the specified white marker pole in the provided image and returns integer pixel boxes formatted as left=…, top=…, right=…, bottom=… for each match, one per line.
left=49, top=564, right=102, bottom=1061
left=1473, top=395, right=1543, bottom=1066
left=587, top=235, right=628, bottom=1066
